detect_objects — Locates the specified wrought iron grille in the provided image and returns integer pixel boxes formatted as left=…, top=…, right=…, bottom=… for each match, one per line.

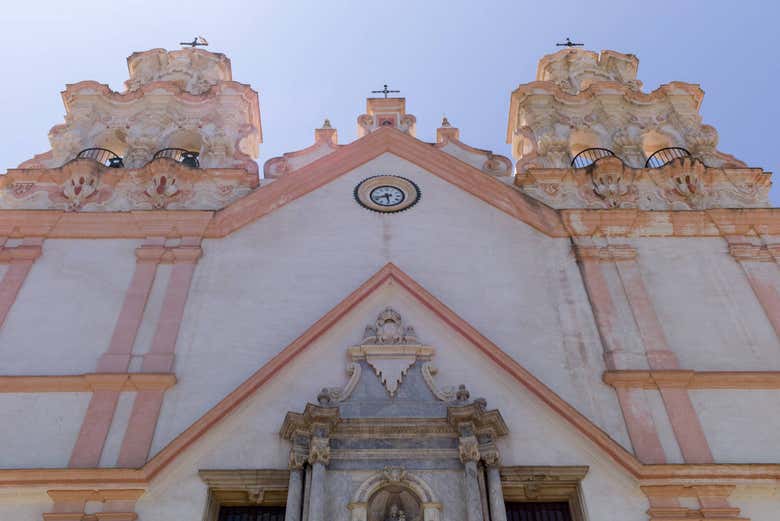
left=75, top=148, right=124, bottom=168
left=644, top=147, right=691, bottom=168
left=152, top=148, right=200, bottom=168
left=505, top=501, right=573, bottom=521
left=570, top=148, right=616, bottom=169
left=218, top=506, right=286, bottom=521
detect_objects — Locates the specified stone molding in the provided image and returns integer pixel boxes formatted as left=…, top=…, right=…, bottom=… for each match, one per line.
left=573, top=243, right=637, bottom=262
left=500, top=466, right=588, bottom=521
left=44, top=489, right=144, bottom=521
left=516, top=156, right=769, bottom=210
left=604, top=370, right=780, bottom=390
left=0, top=373, right=176, bottom=393
left=641, top=485, right=747, bottom=521
left=199, top=469, right=289, bottom=521
left=199, top=469, right=289, bottom=506
left=2, top=159, right=257, bottom=211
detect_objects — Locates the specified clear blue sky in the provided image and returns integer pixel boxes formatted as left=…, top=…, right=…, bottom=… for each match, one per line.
left=2, top=1, right=778, bottom=203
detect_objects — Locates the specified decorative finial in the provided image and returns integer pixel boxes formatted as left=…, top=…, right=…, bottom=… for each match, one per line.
left=179, top=36, right=209, bottom=48
left=441, top=116, right=451, bottom=127
left=371, top=84, right=401, bottom=99
left=322, top=118, right=332, bottom=129
left=556, top=37, right=583, bottom=48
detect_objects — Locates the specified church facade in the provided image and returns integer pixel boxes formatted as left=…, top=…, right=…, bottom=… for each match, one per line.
left=0, top=46, right=779, bottom=521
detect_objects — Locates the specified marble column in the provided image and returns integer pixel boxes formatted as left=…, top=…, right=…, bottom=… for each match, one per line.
left=307, top=436, right=330, bottom=521
left=485, top=466, right=507, bottom=521
left=284, top=447, right=307, bottom=521
left=460, top=435, right=484, bottom=521
left=480, top=440, right=507, bottom=521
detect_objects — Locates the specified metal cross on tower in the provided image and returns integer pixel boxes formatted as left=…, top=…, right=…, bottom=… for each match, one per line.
left=180, top=36, right=209, bottom=48
left=556, top=37, right=583, bottom=48
left=371, top=84, right=400, bottom=98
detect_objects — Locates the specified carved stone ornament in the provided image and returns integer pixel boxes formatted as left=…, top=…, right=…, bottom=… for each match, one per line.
left=62, top=170, right=99, bottom=209
left=458, top=435, right=480, bottom=464
left=349, top=308, right=433, bottom=397
left=144, top=174, right=179, bottom=209
left=308, top=436, right=331, bottom=466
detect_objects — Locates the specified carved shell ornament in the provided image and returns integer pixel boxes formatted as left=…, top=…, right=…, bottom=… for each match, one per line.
left=62, top=173, right=98, bottom=209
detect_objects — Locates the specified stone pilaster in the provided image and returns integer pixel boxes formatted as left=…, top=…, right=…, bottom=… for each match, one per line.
left=459, top=434, right=484, bottom=521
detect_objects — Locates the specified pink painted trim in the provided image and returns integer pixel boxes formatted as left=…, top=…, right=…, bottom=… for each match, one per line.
left=741, top=261, right=780, bottom=341
left=613, top=259, right=679, bottom=370
left=0, top=260, right=34, bottom=330
left=97, top=247, right=161, bottom=372
left=68, top=390, right=121, bottom=468
left=576, top=257, right=626, bottom=370
left=657, top=387, right=714, bottom=464
left=116, top=390, right=165, bottom=468
left=0, top=237, right=41, bottom=330
left=615, top=387, right=667, bottom=464
left=141, top=258, right=198, bottom=372
left=120, top=244, right=200, bottom=466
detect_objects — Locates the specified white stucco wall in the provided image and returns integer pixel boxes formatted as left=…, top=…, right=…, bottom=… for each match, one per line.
left=636, top=238, right=780, bottom=371
left=151, top=153, right=627, bottom=458
left=0, top=393, right=89, bottom=468
left=0, top=239, right=136, bottom=375
left=691, top=389, right=780, bottom=463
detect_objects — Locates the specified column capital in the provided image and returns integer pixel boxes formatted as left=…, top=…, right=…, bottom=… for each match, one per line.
left=289, top=445, right=308, bottom=470
left=480, top=442, right=501, bottom=467
left=458, top=435, right=481, bottom=464
left=308, top=435, right=331, bottom=466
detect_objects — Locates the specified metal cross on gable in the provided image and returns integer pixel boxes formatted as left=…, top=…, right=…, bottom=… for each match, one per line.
left=371, top=84, right=400, bottom=98
left=556, top=37, right=583, bottom=48
left=180, top=36, right=209, bottom=48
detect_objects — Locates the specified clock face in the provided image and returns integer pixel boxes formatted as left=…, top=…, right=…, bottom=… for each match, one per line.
left=370, top=186, right=405, bottom=206
left=354, top=175, right=420, bottom=213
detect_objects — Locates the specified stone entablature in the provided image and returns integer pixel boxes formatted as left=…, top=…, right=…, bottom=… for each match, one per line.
left=507, top=48, right=745, bottom=173
left=0, top=158, right=257, bottom=211
left=18, top=47, right=261, bottom=173
left=516, top=156, right=770, bottom=210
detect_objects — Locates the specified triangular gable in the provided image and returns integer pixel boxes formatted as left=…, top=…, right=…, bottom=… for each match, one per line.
left=140, top=262, right=638, bottom=480
left=205, top=127, right=567, bottom=238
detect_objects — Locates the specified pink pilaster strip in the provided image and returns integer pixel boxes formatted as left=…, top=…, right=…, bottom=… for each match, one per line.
left=97, top=251, right=161, bottom=372
left=68, top=390, right=121, bottom=468
left=613, top=256, right=713, bottom=464
left=576, top=251, right=667, bottom=463
left=657, top=386, right=714, bottom=464
left=613, top=259, right=679, bottom=370
left=577, top=257, right=626, bottom=370
left=119, top=243, right=201, bottom=467
left=141, top=255, right=199, bottom=373
left=0, top=238, right=42, bottom=330
left=741, top=261, right=780, bottom=340
left=615, top=387, right=667, bottom=464
left=116, top=389, right=165, bottom=468
left=71, top=239, right=164, bottom=468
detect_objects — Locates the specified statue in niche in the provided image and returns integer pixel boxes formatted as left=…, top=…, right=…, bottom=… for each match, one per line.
left=368, top=487, right=420, bottom=521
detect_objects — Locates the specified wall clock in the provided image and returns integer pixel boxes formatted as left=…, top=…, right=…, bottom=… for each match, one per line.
left=354, top=175, right=421, bottom=213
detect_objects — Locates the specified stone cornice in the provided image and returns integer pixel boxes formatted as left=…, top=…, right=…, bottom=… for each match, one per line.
left=0, top=373, right=177, bottom=393
left=603, top=370, right=780, bottom=390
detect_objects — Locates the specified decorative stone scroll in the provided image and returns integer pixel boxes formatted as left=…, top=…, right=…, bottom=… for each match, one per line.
left=348, top=308, right=434, bottom=397
left=515, top=156, right=770, bottom=210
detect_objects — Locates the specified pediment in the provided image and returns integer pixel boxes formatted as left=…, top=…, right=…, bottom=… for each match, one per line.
left=206, top=128, right=566, bottom=238
left=138, top=263, right=639, bottom=482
